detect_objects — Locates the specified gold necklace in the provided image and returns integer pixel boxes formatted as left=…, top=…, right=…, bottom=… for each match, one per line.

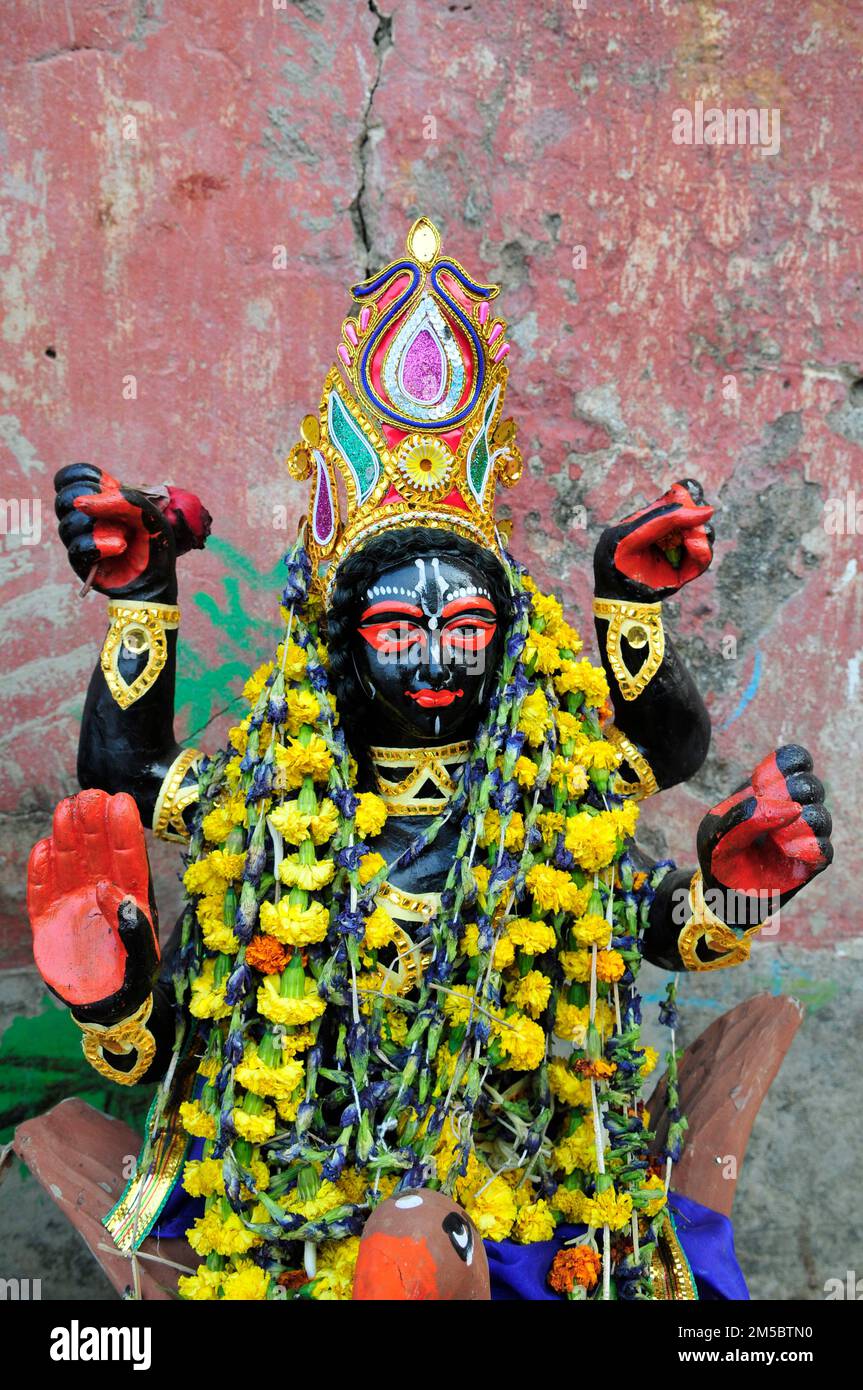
left=370, top=740, right=470, bottom=815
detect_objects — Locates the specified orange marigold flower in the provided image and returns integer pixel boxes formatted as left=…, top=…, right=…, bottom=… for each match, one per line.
left=277, top=1269, right=311, bottom=1291
left=572, top=1057, right=616, bottom=1080
left=548, top=1243, right=602, bottom=1295
left=246, top=935, right=289, bottom=975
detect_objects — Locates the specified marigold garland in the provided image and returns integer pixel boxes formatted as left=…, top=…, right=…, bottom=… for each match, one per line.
left=158, top=540, right=684, bottom=1302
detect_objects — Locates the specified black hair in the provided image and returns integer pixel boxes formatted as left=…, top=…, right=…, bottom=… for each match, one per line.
left=326, top=527, right=513, bottom=786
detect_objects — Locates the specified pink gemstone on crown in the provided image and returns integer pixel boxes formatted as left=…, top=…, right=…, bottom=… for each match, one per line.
left=401, top=328, right=445, bottom=403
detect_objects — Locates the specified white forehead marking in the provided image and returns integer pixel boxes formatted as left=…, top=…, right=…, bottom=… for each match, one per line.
left=395, top=1194, right=424, bottom=1209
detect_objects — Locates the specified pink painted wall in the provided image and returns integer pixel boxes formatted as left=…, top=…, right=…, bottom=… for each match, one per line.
left=1, top=0, right=860, bottom=965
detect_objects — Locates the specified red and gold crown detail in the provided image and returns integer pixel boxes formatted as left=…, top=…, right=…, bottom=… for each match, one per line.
left=287, top=218, right=522, bottom=598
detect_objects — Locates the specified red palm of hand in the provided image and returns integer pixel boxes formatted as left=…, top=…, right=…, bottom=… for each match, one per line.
left=27, top=790, right=159, bottom=1015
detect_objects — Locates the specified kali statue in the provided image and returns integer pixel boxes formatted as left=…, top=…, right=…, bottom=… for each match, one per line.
left=27, top=219, right=832, bottom=1302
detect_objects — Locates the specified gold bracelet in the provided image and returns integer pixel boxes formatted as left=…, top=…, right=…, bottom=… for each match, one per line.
left=101, top=599, right=181, bottom=709
left=152, top=747, right=201, bottom=842
left=74, top=995, right=156, bottom=1086
left=592, top=597, right=664, bottom=701
left=605, top=724, right=659, bottom=800
left=677, top=870, right=761, bottom=972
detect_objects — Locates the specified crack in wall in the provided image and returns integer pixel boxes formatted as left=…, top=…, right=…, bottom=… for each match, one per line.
left=350, top=0, right=393, bottom=275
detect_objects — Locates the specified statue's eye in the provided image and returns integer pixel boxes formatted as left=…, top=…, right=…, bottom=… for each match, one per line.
left=442, top=1211, right=473, bottom=1265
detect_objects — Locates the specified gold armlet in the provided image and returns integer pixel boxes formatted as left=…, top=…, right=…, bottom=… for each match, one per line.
left=592, top=597, right=664, bottom=701
left=101, top=599, right=181, bottom=709
left=677, top=870, right=761, bottom=972
left=605, top=725, right=659, bottom=801
left=74, top=995, right=156, bottom=1086
left=152, top=747, right=201, bottom=842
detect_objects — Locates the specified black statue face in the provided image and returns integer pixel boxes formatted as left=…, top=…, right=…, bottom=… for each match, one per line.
left=350, top=549, right=504, bottom=745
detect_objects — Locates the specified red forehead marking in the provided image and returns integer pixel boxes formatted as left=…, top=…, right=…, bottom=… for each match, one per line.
left=360, top=600, right=424, bottom=620
left=442, top=597, right=496, bottom=619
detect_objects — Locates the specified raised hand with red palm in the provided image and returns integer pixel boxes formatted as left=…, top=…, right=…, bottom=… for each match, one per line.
left=27, top=789, right=160, bottom=1026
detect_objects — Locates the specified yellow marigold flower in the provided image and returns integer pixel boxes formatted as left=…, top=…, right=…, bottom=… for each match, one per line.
left=202, top=804, right=237, bottom=844
left=537, top=810, right=565, bottom=841
left=183, top=1158, right=225, bottom=1199
left=508, top=969, right=552, bottom=1018
left=225, top=755, right=243, bottom=790
left=364, top=905, right=396, bottom=950
left=493, top=934, right=516, bottom=970
left=506, top=917, right=557, bottom=955
left=459, top=923, right=480, bottom=957
left=196, top=1054, right=221, bottom=1081
left=552, top=999, right=587, bottom=1044
left=286, top=687, right=321, bottom=734
left=552, top=1185, right=585, bottom=1223
left=547, top=1060, right=592, bottom=1108
left=513, top=1198, right=557, bottom=1244
left=187, top=1210, right=261, bottom=1257
left=235, top=1050, right=304, bottom=1101
left=579, top=739, right=621, bottom=773
left=517, top=688, right=551, bottom=746
left=471, top=863, right=491, bottom=897
left=279, top=854, right=335, bottom=891
left=529, top=589, right=565, bottom=630
left=354, top=792, right=388, bottom=837
left=442, top=983, right=478, bottom=1027
left=554, top=659, right=609, bottom=707
left=358, top=851, right=386, bottom=885
left=554, top=1125, right=604, bottom=1175
left=274, top=734, right=333, bottom=787
left=222, top=1263, right=270, bottom=1301
left=608, top=800, right=640, bottom=839
left=259, top=897, right=329, bottom=947
left=554, top=620, right=583, bottom=654
left=280, top=1028, right=314, bottom=1056
left=560, top=949, right=592, bottom=983
left=639, top=1173, right=667, bottom=1218
left=179, top=1100, right=217, bottom=1140
left=549, top=755, right=590, bottom=798
left=276, top=640, right=307, bottom=680
left=232, top=1106, right=277, bottom=1143
left=189, top=959, right=231, bottom=1021
left=184, top=850, right=245, bottom=896
left=268, top=802, right=312, bottom=844
left=640, top=1045, right=659, bottom=1078
left=514, top=755, right=538, bottom=788
left=337, top=1168, right=369, bottom=1204
left=178, top=1267, right=222, bottom=1301
left=243, top=662, right=274, bottom=706
left=284, top=1179, right=344, bottom=1220
left=525, top=864, right=576, bottom=915
left=276, top=1093, right=301, bottom=1123
left=256, top=976, right=326, bottom=1026
left=201, top=918, right=239, bottom=955
left=554, top=710, right=584, bottom=744
left=496, top=1012, right=546, bottom=1071
left=571, top=913, right=612, bottom=948
left=579, top=1186, right=633, bottom=1232
left=525, top=629, right=562, bottom=674
left=464, top=1176, right=517, bottom=1242
left=480, top=810, right=525, bottom=851
left=309, top=798, right=339, bottom=844
left=563, top=812, right=618, bottom=871
left=384, top=1008, right=408, bottom=1044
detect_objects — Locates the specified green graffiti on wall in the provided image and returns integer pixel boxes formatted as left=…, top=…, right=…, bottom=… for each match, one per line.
left=175, top=536, right=286, bottom=737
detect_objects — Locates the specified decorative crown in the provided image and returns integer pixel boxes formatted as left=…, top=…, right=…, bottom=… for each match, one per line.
left=287, top=218, right=523, bottom=599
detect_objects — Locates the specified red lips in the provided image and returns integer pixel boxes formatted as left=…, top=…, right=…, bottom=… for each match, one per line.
left=406, top=689, right=464, bottom=708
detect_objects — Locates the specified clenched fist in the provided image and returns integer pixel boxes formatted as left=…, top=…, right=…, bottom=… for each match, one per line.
left=594, top=478, right=715, bottom=602
left=54, top=463, right=211, bottom=601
